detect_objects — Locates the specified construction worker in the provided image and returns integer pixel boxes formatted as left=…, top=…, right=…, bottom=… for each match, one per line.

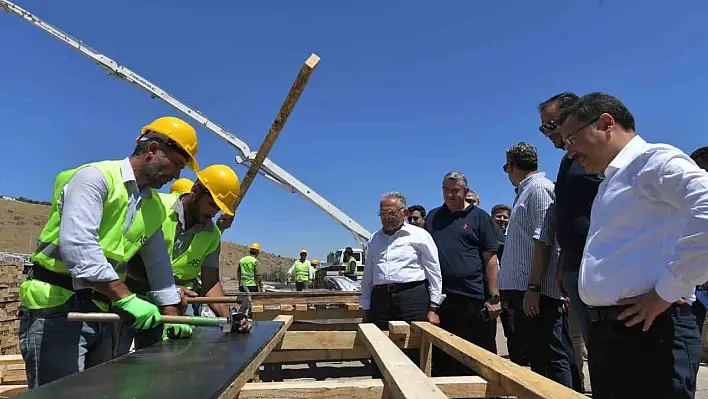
left=343, top=247, right=358, bottom=282
left=288, top=249, right=311, bottom=291
left=238, top=243, right=262, bottom=292
left=18, top=116, right=200, bottom=388
left=117, top=164, right=251, bottom=353
left=170, top=177, right=194, bottom=195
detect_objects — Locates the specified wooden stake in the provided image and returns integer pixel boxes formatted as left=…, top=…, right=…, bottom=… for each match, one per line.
left=231, top=53, right=321, bottom=215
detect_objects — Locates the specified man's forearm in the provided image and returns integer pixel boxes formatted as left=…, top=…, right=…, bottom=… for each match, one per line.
left=529, top=240, right=551, bottom=286
left=205, top=282, right=230, bottom=317
left=92, top=280, right=132, bottom=302
left=484, top=254, right=500, bottom=296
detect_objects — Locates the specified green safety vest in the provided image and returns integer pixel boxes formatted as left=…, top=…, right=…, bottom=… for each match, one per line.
left=160, top=193, right=221, bottom=288
left=345, top=257, right=357, bottom=275
left=293, top=261, right=310, bottom=282
left=21, top=160, right=166, bottom=310
left=239, top=255, right=259, bottom=287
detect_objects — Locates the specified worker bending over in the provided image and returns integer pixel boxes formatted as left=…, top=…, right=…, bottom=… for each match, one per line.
left=118, top=164, right=251, bottom=353
left=238, top=243, right=262, bottom=292
left=343, top=247, right=358, bottom=282
left=288, top=249, right=315, bottom=291
left=18, top=117, right=200, bottom=388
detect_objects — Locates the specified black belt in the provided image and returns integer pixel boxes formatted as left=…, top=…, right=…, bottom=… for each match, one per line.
left=30, top=263, right=111, bottom=304
left=373, top=280, right=426, bottom=293
left=586, top=302, right=693, bottom=323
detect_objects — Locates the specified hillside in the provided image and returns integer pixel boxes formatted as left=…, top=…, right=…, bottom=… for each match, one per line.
left=0, top=199, right=294, bottom=278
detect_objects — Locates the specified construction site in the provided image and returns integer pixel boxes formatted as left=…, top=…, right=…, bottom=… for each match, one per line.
left=3, top=1, right=708, bottom=398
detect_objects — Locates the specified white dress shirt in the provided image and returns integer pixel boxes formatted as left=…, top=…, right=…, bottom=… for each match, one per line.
left=579, top=136, right=708, bottom=306
left=359, top=223, right=443, bottom=310
left=59, top=158, right=180, bottom=306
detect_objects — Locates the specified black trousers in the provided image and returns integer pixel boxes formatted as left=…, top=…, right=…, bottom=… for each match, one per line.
left=586, top=303, right=701, bottom=399
left=365, top=280, right=429, bottom=377
left=500, top=290, right=580, bottom=391
left=499, top=297, right=529, bottom=366
left=433, top=293, right=497, bottom=377
left=295, top=281, right=306, bottom=291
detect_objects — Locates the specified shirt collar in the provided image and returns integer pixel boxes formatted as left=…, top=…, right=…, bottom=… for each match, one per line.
left=605, top=135, right=645, bottom=175
left=172, top=194, right=214, bottom=233
left=121, top=158, right=153, bottom=199
left=517, top=172, right=545, bottom=192
left=379, top=223, right=413, bottom=237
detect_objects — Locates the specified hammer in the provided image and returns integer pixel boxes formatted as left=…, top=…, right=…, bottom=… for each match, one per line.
left=67, top=310, right=247, bottom=333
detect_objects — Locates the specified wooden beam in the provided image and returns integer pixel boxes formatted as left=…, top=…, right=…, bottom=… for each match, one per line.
left=420, top=334, right=433, bottom=376
left=217, top=315, right=293, bottom=399
left=412, top=322, right=586, bottom=399
left=358, top=323, right=446, bottom=399
left=264, top=348, right=371, bottom=364
left=252, top=308, right=364, bottom=321
left=231, top=53, right=320, bottom=214
left=238, top=376, right=503, bottom=398
left=275, top=329, right=420, bottom=351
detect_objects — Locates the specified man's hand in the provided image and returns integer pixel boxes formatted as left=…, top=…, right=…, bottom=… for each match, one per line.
left=523, top=291, right=541, bottom=316
left=427, top=311, right=440, bottom=325
left=484, top=299, right=502, bottom=319
left=163, top=324, right=193, bottom=340
left=617, top=289, right=673, bottom=331
left=237, top=317, right=252, bottom=333
left=216, top=214, right=234, bottom=232
left=177, top=286, right=198, bottom=313
left=113, top=294, right=162, bottom=330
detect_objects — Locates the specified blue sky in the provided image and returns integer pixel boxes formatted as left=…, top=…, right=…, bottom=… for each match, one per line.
left=2, top=0, right=708, bottom=261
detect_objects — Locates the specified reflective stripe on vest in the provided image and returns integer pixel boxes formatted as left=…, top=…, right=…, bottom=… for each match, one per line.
left=21, top=160, right=166, bottom=310
left=160, top=193, right=221, bottom=283
left=294, top=261, right=310, bottom=282
left=239, top=255, right=258, bottom=286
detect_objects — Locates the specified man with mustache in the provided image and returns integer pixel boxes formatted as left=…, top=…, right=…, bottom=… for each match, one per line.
left=18, top=116, right=200, bottom=388
left=560, top=93, right=708, bottom=398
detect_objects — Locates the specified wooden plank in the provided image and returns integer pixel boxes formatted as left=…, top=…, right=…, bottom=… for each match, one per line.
left=280, top=304, right=293, bottom=312
left=357, top=323, right=446, bottom=399
left=0, top=355, right=23, bottom=366
left=189, top=291, right=361, bottom=306
left=217, top=315, right=294, bottom=399
left=412, top=322, right=586, bottom=399
left=252, top=308, right=365, bottom=321
left=275, top=329, right=420, bottom=351
left=294, top=304, right=307, bottom=312
left=251, top=305, right=264, bottom=313
left=420, top=334, right=433, bottom=376
left=0, top=385, right=27, bottom=397
left=231, top=53, right=320, bottom=214
left=388, top=321, right=409, bottom=336
left=238, top=376, right=501, bottom=398
left=346, top=303, right=359, bottom=311
left=2, top=364, right=26, bottom=385
left=264, top=348, right=371, bottom=364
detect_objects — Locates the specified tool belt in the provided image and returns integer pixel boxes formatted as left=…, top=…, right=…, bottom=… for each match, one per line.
left=30, top=263, right=111, bottom=304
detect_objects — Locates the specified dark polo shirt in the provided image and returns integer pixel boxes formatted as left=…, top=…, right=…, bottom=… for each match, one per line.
left=426, top=204, right=498, bottom=300
left=555, top=155, right=603, bottom=271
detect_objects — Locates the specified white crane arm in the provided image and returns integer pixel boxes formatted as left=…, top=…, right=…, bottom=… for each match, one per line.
left=1, top=0, right=372, bottom=245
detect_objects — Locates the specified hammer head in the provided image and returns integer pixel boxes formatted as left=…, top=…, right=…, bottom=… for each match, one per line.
left=222, top=309, right=249, bottom=333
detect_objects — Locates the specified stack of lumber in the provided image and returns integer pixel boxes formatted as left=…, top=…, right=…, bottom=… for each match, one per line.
left=0, top=355, right=27, bottom=396
left=0, top=261, right=23, bottom=356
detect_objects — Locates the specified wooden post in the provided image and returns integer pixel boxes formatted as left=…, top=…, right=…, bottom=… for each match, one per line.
left=231, top=53, right=321, bottom=215
left=420, top=334, right=433, bottom=376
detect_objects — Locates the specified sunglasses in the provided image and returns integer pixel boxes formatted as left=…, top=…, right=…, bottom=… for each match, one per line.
left=539, top=121, right=558, bottom=134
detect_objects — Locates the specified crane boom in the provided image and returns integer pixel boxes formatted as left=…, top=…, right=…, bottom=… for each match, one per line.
left=1, top=0, right=372, bottom=246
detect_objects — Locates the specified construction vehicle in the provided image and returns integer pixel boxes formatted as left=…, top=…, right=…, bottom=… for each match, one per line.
left=324, top=247, right=365, bottom=272
left=0, top=0, right=372, bottom=251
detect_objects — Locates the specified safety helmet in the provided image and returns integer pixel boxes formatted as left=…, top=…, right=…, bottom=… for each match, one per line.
left=141, top=116, right=200, bottom=172
left=196, top=164, right=240, bottom=216
left=170, top=178, right=194, bottom=195
left=250, top=243, right=261, bottom=251
left=311, top=259, right=318, bottom=266
left=300, top=249, right=308, bottom=255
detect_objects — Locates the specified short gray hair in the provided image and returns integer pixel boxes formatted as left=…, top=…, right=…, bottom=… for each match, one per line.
left=443, top=171, right=467, bottom=188
left=381, top=191, right=407, bottom=208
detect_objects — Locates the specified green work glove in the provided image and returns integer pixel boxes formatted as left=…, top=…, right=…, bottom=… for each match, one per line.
left=162, top=324, right=193, bottom=340
left=113, top=294, right=162, bottom=330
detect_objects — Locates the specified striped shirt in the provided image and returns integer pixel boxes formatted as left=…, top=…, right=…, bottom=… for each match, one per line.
left=497, top=172, right=562, bottom=299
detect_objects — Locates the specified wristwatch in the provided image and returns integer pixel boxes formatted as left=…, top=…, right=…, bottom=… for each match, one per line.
left=429, top=302, right=440, bottom=313
left=487, top=294, right=500, bottom=304
left=528, top=283, right=542, bottom=293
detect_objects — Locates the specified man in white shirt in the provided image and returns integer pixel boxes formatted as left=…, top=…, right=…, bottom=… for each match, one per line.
left=360, top=192, right=443, bottom=376
left=560, top=92, right=707, bottom=399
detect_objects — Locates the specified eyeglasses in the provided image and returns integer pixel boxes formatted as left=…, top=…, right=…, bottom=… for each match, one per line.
left=563, top=117, right=600, bottom=148
left=503, top=163, right=510, bottom=173
left=539, top=121, right=558, bottom=134
left=378, top=208, right=403, bottom=217
left=408, top=215, right=421, bottom=222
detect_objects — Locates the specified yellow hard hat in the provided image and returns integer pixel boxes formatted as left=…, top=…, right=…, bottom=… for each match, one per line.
left=196, top=164, right=241, bottom=216
left=300, top=249, right=308, bottom=254
left=141, top=116, right=200, bottom=172
left=250, top=243, right=261, bottom=251
left=170, top=178, right=194, bottom=195
left=311, top=259, right=318, bottom=266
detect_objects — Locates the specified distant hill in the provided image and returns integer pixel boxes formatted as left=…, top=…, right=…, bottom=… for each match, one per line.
left=0, top=198, right=295, bottom=279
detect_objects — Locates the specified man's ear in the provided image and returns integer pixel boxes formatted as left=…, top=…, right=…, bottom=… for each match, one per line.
left=403, top=208, right=410, bottom=218
left=145, top=141, right=161, bottom=160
